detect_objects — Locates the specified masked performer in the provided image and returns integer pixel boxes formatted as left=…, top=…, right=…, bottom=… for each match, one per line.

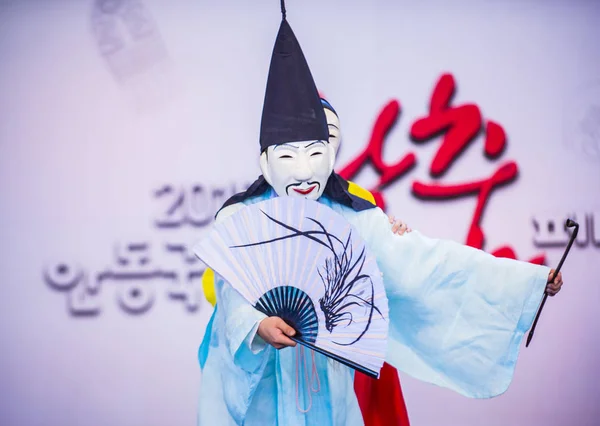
left=194, top=8, right=563, bottom=426
left=200, top=95, right=413, bottom=425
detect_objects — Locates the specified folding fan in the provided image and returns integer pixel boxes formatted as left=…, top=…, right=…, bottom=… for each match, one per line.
left=193, top=197, right=389, bottom=378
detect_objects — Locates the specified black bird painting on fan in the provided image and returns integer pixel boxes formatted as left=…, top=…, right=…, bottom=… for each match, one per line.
left=232, top=207, right=384, bottom=345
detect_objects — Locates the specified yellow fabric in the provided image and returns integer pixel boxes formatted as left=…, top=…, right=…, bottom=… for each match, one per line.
left=200, top=182, right=375, bottom=305
left=201, top=267, right=217, bottom=307
left=347, top=180, right=376, bottom=205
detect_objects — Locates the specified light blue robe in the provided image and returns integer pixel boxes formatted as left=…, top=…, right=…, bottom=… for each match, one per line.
left=194, top=189, right=549, bottom=425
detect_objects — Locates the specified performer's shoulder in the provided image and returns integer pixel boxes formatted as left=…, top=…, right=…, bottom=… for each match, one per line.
left=346, top=180, right=376, bottom=206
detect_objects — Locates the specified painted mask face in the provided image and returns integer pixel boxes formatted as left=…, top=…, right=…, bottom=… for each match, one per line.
left=260, top=140, right=336, bottom=200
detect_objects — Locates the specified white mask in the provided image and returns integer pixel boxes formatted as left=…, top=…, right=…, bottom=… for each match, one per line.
left=260, top=140, right=336, bottom=200
left=324, top=107, right=341, bottom=154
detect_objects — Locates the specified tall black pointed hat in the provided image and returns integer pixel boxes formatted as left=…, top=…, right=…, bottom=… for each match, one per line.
left=259, top=1, right=328, bottom=152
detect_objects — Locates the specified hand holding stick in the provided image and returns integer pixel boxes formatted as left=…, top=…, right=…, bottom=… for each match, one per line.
left=526, top=219, right=578, bottom=347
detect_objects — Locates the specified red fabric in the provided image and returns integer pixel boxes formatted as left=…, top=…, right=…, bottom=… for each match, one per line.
left=354, top=362, right=410, bottom=426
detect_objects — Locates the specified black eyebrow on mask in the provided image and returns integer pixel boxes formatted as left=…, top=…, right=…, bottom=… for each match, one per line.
left=273, top=143, right=300, bottom=150
left=306, top=140, right=326, bottom=148
left=328, top=124, right=339, bottom=130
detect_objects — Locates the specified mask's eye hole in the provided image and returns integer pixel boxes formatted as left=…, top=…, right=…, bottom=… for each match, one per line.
left=310, top=152, right=323, bottom=157
left=279, top=154, right=293, bottom=159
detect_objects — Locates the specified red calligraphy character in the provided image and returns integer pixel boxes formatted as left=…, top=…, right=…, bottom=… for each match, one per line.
left=339, top=100, right=417, bottom=209
left=411, top=73, right=544, bottom=265
left=411, top=73, right=506, bottom=176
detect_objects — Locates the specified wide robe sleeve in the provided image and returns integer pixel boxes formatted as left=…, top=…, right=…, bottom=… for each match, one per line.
left=193, top=201, right=273, bottom=424
left=219, top=277, right=269, bottom=370
left=195, top=274, right=273, bottom=424
left=349, top=207, right=549, bottom=398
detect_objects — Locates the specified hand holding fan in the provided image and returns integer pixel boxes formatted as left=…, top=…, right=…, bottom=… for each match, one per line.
left=193, top=197, right=389, bottom=378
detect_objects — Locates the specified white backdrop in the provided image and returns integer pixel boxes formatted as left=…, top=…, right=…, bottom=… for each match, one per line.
left=1, top=0, right=599, bottom=425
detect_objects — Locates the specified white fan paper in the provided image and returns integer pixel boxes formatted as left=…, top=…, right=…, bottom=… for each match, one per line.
left=193, top=197, right=389, bottom=377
